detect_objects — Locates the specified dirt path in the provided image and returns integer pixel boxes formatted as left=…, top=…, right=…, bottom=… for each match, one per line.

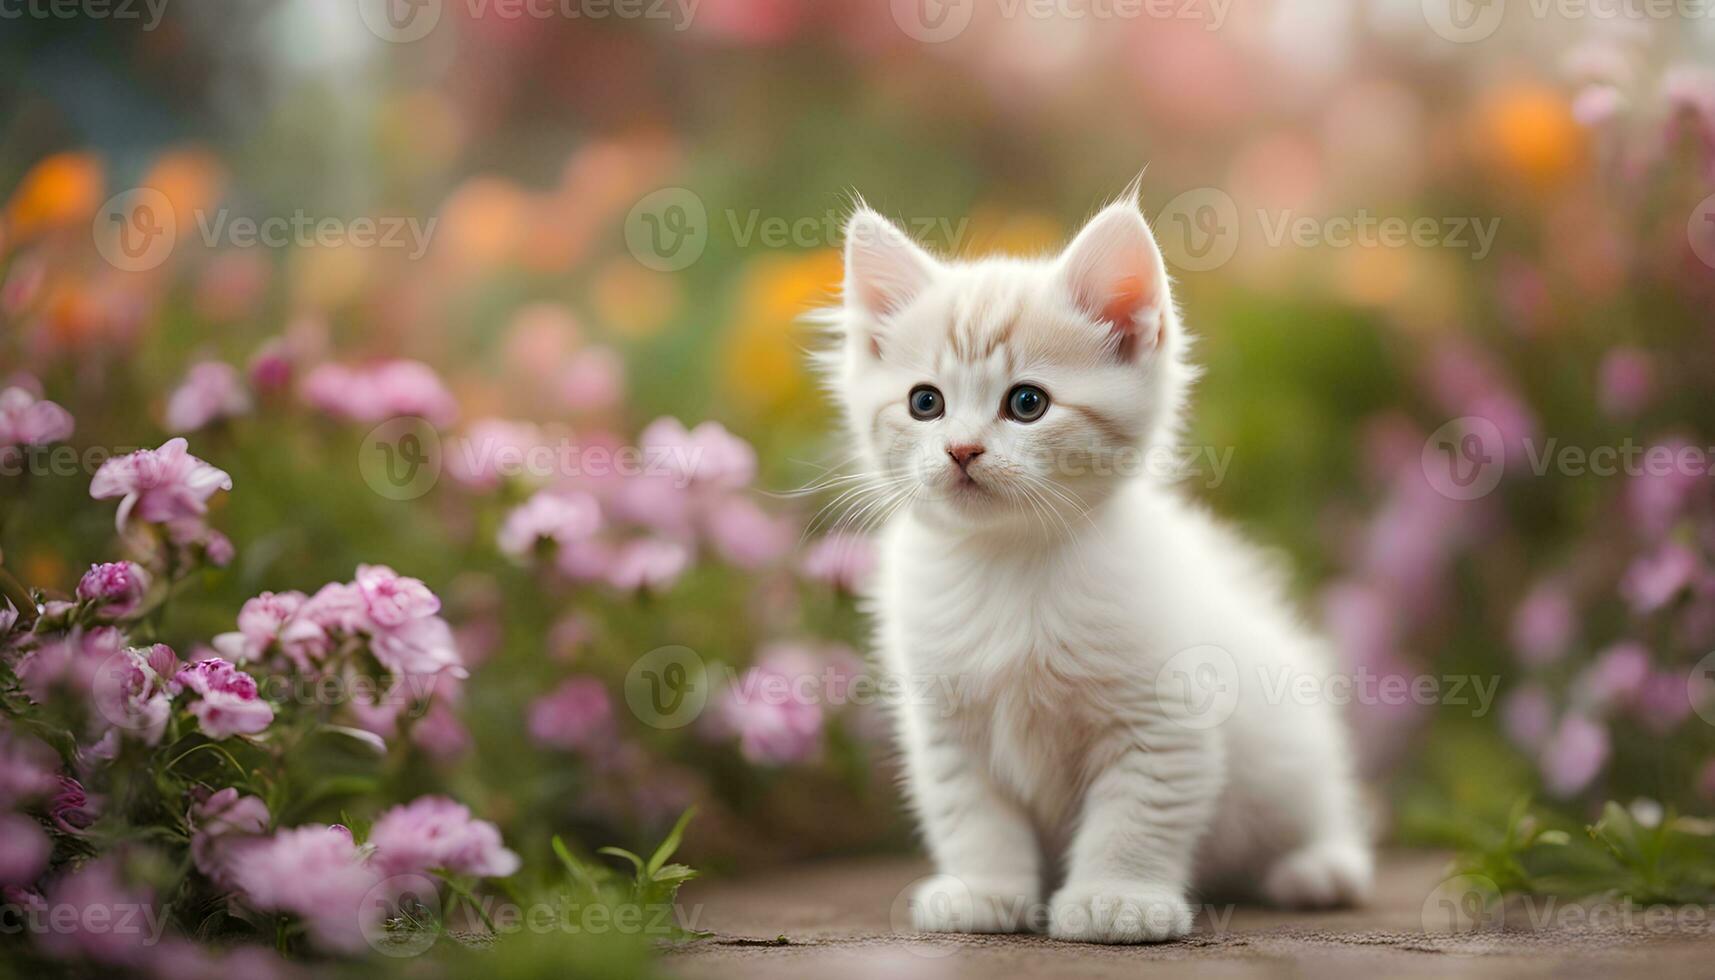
left=665, top=851, right=1715, bottom=979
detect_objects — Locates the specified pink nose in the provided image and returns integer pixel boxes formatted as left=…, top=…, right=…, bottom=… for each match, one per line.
left=946, top=444, right=985, bottom=470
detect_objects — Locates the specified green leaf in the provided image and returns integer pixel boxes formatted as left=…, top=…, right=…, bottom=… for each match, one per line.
left=597, top=847, right=645, bottom=874
left=646, top=806, right=697, bottom=877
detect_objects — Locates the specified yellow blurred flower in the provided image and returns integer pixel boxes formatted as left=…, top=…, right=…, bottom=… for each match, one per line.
left=590, top=258, right=681, bottom=339
left=5, top=152, right=104, bottom=240
left=720, top=249, right=842, bottom=417
left=1472, top=84, right=1586, bottom=187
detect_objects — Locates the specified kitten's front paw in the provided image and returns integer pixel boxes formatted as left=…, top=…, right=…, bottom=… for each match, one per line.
left=1263, top=840, right=1374, bottom=909
left=908, top=874, right=1037, bottom=934
left=1047, top=881, right=1193, bottom=944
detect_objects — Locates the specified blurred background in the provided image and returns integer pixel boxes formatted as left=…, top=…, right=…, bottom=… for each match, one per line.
left=3, top=0, right=1715, bottom=947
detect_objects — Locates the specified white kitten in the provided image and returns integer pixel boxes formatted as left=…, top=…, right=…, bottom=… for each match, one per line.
left=818, top=195, right=1373, bottom=944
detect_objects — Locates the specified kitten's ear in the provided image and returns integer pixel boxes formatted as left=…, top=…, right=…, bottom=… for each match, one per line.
left=1059, top=201, right=1170, bottom=361
left=843, top=208, right=939, bottom=323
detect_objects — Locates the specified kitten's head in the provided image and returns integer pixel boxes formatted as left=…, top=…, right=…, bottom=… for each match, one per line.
left=821, top=194, right=1196, bottom=534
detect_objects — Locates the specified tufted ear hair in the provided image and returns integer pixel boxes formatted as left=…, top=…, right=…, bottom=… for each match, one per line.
left=843, top=207, right=940, bottom=323
left=1058, top=200, right=1171, bottom=362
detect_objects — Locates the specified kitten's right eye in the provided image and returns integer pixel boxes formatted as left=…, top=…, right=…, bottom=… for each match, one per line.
left=908, top=385, right=944, bottom=420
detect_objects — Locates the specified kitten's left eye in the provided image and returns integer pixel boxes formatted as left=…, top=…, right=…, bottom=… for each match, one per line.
left=1005, top=384, right=1049, bottom=423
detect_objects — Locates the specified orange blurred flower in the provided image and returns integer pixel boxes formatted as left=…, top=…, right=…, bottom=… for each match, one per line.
left=141, top=149, right=228, bottom=231
left=5, top=153, right=104, bottom=240
left=1472, top=84, right=1586, bottom=187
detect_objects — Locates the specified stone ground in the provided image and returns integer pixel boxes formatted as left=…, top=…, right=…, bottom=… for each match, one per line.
left=665, top=851, right=1715, bottom=979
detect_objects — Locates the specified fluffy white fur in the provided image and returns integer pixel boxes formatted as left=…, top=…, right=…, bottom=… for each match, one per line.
left=819, top=195, right=1373, bottom=944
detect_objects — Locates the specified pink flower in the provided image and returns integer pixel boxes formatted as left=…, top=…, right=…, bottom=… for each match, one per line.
left=76, top=562, right=150, bottom=619
left=213, top=590, right=328, bottom=671
left=90, top=645, right=174, bottom=746
left=800, top=533, right=877, bottom=593
left=704, top=496, right=791, bottom=570
left=175, top=658, right=274, bottom=739
left=1635, top=670, right=1694, bottom=735
left=0, top=812, right=50, bottom=886
left=1509, top=583, right=1576, bottom=666
left=164, top=361, right=251, bottom=433
left=37, top=858, right=157, bottom=965
left=1571, top=84, right=1624, bottom=127
left=1625, top=440, right=1700, bottom=539
left=354, top=564, right=441, bottom=629
left=1580, top=642, right=1650, bottom=709
left=497, top=490, right=602, bottom=560
left=1620, top=542, right=1700, bottom=615
left=190, top=788, right=270, bottom=888
left=527, top=676, right=614, bottom=752
left=50, top=775, right=99, bottom=835
left=248, top=338, right=295, bottom=394
left=411, top=700, right=471, bottom=762
left=557, top=346, right=625, bottom=413
left=642, top=417, right=757, bottom=490
left=300, top=359, right=459, bottom=428
left=715, top=655, right=825, bottom=766
left=1540, top=714, right=1609, bottom=798
left=605, top=537, right=691, bottom=592
left=89, top=437, right=232, bottom=532
left=229, top=825, right=380, bottom=954
left=446, top=418, right=545, bottom=491
left=368, top=615, right=465, bottom=679
left=0, top=728, right=60, bottom=802
left=0, top=384, right=74, bottom=450
left=1597, top=348, right=1654, bottom=419
left=1501, top=684, right=1554, bottom=751
left=367, top=795, right=521, bottom=878
left=301, top=580, right=368, bottom=633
